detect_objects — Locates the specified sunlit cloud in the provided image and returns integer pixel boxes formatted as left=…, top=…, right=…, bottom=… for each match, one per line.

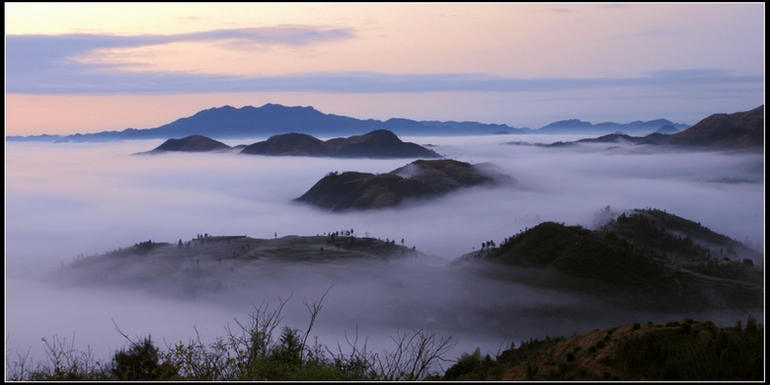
left=3, top=33, right=760, bottom=95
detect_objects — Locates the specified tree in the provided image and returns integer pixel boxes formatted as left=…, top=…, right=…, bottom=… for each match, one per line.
left=111, top=336, right=177, bottom=380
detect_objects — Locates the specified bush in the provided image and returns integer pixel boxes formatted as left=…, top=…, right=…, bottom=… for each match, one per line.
left=6, top=291, right=457, bottom=381
left=111, top=336, right=177, bottom=380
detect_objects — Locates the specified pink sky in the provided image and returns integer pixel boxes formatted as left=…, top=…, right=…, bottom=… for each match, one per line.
left=5, top=3, right=765, bottom=136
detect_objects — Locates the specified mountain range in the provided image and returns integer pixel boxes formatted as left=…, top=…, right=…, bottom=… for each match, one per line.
left=240, top=129, right=441, bottom=158
left=512, top=105, right=764, bottom=151
left=140, top=130, right=441, bottom=159
left=7, top=103, right=695, bottom=142
left=462, top=209, right=763, bottom=312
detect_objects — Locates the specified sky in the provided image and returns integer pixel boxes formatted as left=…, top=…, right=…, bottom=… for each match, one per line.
left=4, top=3, right=766, bottom=136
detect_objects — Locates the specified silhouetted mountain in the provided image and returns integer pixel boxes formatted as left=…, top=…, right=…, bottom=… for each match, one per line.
left=41, top=103, right=529, bottom=142
left=536, top=118, right=689, bottom=136
left=514, top=106, right=764, bottom=150
left=53, top=234, right=426, bottom=298
left=144, top=135, right=232, bottom=153
left=6, top=134, right=64, bottom=142
left=241, top=130, right=441, bottom=158
left=295, top=159, right=513, bottom=211
left=665, top=105, right=764, bottom=149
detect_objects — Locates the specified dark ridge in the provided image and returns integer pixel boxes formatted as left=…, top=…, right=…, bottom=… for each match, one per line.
left=240, top=132, right=329, bottom=156
left=295, top=159, right=511, bottom=211
left=48, top=103, right=529, bottom=142
left=463, top=214, right=763, bottom=312
left=150, top=135, right=232, bottom=152
left=241, top=129, right=441, bottom=159
left=665, top=105, right=764, bottom=149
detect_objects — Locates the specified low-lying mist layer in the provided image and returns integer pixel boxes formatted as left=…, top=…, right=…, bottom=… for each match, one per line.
left=5, top=135, right=764, bottom=370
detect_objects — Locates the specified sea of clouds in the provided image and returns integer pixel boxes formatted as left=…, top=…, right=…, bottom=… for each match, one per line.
left=5, top=134, right=764, bottom=372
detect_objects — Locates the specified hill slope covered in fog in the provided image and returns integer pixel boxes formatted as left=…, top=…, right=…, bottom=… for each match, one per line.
left=295, top=159, right=512, bottom=211
left=461, top=211, right=763, bottom=312
left=665, top=104, right=764, bottom=149
left=53, top=233, right=423, bottom=298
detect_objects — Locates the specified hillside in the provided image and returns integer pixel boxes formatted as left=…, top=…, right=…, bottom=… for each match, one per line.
left=53, top=233, right=424, bottom=298
left=240, top=129, right=441, bottom=158
left=295, top=159, right=512, bottom=211
left=462, top=216, right=763, bottom=312
left=599, top=208, right=763, bottom=266
left=535, top=118, right=689, bottom=136
left=143, top=134, right=232, bottom=153
left=444, top=317, right=764, bottom=380
left=10, top=103, right=705, bottom=143
left=665, top=105, right=764, bottom=149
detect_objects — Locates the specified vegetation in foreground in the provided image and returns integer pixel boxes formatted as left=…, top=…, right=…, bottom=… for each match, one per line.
left=443, top=315, right=764, bottom=381
left=5, top=293, right=457, bottom=381
left=7, top=302, right=763, bottom=381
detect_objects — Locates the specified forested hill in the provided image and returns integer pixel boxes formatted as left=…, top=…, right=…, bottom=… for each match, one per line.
left=462, top=210, right=763, bottom=312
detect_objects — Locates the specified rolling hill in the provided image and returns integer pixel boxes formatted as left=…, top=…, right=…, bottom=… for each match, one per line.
left=512, top=105, right=764, bottom=151
left=142, top=134, right=233, bottom=153
left=240, top=129, right=441, bottom=158
left=665, top=105, right=764, bottom=149
left=462, top=212, right=763, bottom=312
left=295, top=159, right=513, bottom=211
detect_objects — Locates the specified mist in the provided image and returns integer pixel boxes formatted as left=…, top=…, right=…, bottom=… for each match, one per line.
left=5, top=135, right=764, bottom=372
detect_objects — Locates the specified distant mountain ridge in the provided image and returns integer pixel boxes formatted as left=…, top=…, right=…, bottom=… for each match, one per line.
left=12, top=104, right=530, bottom=142
left=7, top=103, right=697, bottom=142
left=536, top=118, right=690, bottom=136
left=664, top=105, right=764, bottom=149
left=146, top=134, right=232, bottom=153
left=512, top=105, right=764, bottom=151
left=462, top=211, right=763, bottom=312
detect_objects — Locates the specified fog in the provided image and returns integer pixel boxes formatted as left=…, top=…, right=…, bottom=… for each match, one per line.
left=5, top=135, right=764, bottom=373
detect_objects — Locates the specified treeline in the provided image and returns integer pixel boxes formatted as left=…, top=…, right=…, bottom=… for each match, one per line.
left=442, top=316, right=764, bottom=381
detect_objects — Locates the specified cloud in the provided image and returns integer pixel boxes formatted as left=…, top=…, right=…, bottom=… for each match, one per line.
left=6, top=29, right=763, bottom=97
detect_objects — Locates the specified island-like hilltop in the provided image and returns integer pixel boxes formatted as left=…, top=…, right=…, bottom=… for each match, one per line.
left=53, top=232, right=425, bottom=299
left=295, top=159, right=513, bottom=211
left=461, top=208, right=763, bottom=312
left=241, top=129, right=441, bottom=158
left=138, top=130, right=441, bottom=159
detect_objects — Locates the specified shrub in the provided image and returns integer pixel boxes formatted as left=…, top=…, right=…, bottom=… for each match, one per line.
left=111, top=336, right=177, bottom=380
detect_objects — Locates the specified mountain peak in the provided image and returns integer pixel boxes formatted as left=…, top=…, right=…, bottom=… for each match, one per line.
left=149, top=134, right=232, bottom=152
